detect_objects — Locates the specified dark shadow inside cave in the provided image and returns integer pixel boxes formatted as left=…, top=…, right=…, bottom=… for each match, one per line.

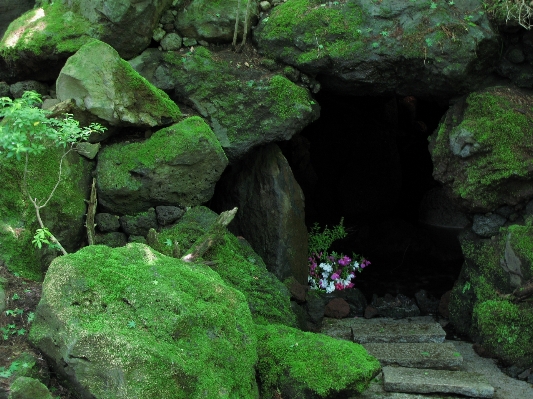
left=279, top=91, right=464, bottom=302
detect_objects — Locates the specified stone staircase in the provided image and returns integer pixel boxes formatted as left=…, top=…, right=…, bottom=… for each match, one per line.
left=321, top=316, right=495, bottom=398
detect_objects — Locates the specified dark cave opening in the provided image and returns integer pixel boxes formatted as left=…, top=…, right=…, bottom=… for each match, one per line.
left=279, top=91, right=464, bottom=301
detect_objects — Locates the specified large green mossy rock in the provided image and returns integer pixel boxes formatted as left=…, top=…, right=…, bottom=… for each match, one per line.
left=0, top=2, right=97, bottom=81
left=29, top=243, right=259, bottom=399
left=130, top=46, right=319, bottom=162
left=256, top=324, right=380, bottom=398
left=152, top=206, right=298, bottom=327
left=57, top=40, right=181, bottom=128
left=96, top=117, right=228, bottom=215
left=430, top=86, right=533, bottom=212
left=450, top=226, right=533, bottom=367
left=7, top=377, right=53, bottom=399
left=0, top=148, right=93, bottom=280
left=254, top=0, right=498, bottom=96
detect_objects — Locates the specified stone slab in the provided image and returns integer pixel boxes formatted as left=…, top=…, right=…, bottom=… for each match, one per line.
left=320, top=316, right=446, bottom=343
left=363, top=342, right=463, bottom=370
left=382, top=366, right=494, bottom=398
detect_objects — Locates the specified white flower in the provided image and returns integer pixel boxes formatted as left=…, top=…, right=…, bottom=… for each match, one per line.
left=320, top=262, right=333, bottom=273
left=325, top=281, right=335, bottom=293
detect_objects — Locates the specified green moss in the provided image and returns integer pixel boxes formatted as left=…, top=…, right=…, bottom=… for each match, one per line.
left=0, top=148, right=89, bottom=280
left=474, top=299, right=533, bottom=365
left=269, top=75, right=313, bottom=121
left=98, top=117, right=224, bottom=193
left=30, top=244, right=259, bottom=398
left=0, top=3, right=97, bottom=60
left=256, top=323, right=380, bottom=398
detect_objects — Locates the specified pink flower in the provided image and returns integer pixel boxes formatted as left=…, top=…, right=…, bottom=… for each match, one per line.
left=338, top=255, right=351, bottom=266
left=347, top=282, right=354, bottom=288
left=331, top=272, right=340, bottom=280
left=361, top=259, right=371, bottom=269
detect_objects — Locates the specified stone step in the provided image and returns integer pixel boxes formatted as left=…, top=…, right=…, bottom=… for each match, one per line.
left=320, top=316, right=446, bottom=344
left=362, top=342, right=463, bottom=370
left=382, top=366, right=494, bottom=398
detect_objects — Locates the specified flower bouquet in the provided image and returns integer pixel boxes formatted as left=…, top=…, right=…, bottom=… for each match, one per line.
left=308, top=252, right=370, bottom=293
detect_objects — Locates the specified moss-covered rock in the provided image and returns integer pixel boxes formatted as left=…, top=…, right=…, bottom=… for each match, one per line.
left=29, top=243, right=259, bottom=399
left=255, top=323, right=380, bottom=398
left=96, top=117, right=228, bottom=215
left=0, top=147, right=93, bottom=280
left=8, top=376, right=53, bottom=399
left=450, top=226, right=533, bottom=367
left=430, top=86, right=533, bottom=212
left=129, top=46, right=319, bottom=161
left=152, top=206, right=298, bottom=327
left=57, top=40, right=181, bottom=128
left=0, top=2, right=97, bottom=81
left=254, top=0, right=499, bottom=96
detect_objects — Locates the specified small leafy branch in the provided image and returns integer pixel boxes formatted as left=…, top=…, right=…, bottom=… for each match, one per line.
left=0, top=91, right=106, bottom=255
left=308, top=218, right=347, bottom=257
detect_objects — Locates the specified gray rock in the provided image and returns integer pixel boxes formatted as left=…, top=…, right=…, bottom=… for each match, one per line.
left=95, top=213, right=120, bottom=233
left=160, top=32, right=182, bottom=50
left=119, top=210, right=158, bottom=236
left=9, top=81, right=48, bottom=99
left=507, top=47, right=525, bottom=64
left=373, top=293, right=421, bottom=319
left=259, top=1, right=271, bottom=11
left=155, top=206, right=185, bottom=226
left=175, top=0, right=257, bottom=43
left=0, top=81, right=11, bottom=97
left=214, top=144, right=308, bottom=284
left=57, top=40, right=181, bottom=128
left=152, top=26, right=166, bottom=42
left=415, top=289, right=440, bottom=315
left=182, top=37, right=197, bottom=47
left=94, top=232, right=127, bottom=247
left=0, top=0, right=34, bottom=40
left=97, top=117, right=228, bottom=215
left=75, top=142, right=100, bottom=160
left=472, top=213, right=507, bottom=238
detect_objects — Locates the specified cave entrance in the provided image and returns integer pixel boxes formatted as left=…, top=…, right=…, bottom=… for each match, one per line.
left=279, top=91, right=463, bottom=302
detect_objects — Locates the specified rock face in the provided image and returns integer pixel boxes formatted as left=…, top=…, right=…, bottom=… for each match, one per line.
left=429, top=86, right=533, bottom=212
left=175, top=0, right=257, bottom=43
left=97, top=117, right=228, bottom=215
left=254, top=0, right=499, bottom=96
left=63, top=0, right=173, bottom=58
left=129, top=47, right=320, bottom=162
left=449, top=227, right=533, bottom=368
left=57, top=40, right=181, bottom=128
left=214, top=144, right=309, bottom=285
left=29, top=243, right=259, bottom=399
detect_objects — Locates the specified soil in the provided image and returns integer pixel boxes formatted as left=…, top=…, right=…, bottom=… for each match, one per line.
left=0, top=263, right=73, bottom=399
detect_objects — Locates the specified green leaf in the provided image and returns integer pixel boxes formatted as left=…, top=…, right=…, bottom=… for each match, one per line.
left=127, top=320, right=136, bottom=329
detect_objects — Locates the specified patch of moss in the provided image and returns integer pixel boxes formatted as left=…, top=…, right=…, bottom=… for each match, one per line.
left=0, top=2, right=97, bottom=61
left=256, top=323, right=380, bottom=398
left=30, top=243, right=259, bottom=398
left=474, top=299, right=533, bottom=366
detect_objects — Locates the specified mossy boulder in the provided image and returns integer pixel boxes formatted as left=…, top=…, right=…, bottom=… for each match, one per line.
left=0, top=148, right=93, bottom=281
left=0, top=2, right=97, bottom=82
left=254, top=0, right=499, bottom=96
left=152, top=206, right=298, bottom=327
left=129, top=47, right=319, bottom=162
left=7, top=377, right=53, bottom=399
left=429, top=86, right=533, bottom=212
left=175, top=0, right=258, bottom=43
left=255, top=323, right=380, bottom=398
left=57, top=40, right=181, bottom=128
left=96, top=117, right=228, bottom=215
left=29, top=243, right=259, bottom=399
left=450, top=226, right=533, bottom=367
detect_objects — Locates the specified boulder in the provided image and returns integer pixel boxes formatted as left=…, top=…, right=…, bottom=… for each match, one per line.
left=450, top=227, right=533, bottom=368
left=29, top=243, right=259, bottom=399
left=129, top=47, right=319, bottom=162
left=255, top=323, right=380, bottom=398
left=119, top=210, right=158, bottom=237
left=63, top=0, right=173, bottom=58
left=0, top=147, right=93, bottom=281
left=430, top=86, right=533, bottom=212
left=57, top=40, right=181, bottom=128
left=175, top=0, right=258, bottom=43
left=254, top=0, right=499, bottom=96
left=214, top=143, right=308, bottom=284
left=0, top=3, right=96, bottom=82
left=0, top=0, right=33, bottom=39
left=96, top=117, right=228, bottom=215
left=7, top=377, right=53, bottom=399
left=151, top=206, right=297, bottom=327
